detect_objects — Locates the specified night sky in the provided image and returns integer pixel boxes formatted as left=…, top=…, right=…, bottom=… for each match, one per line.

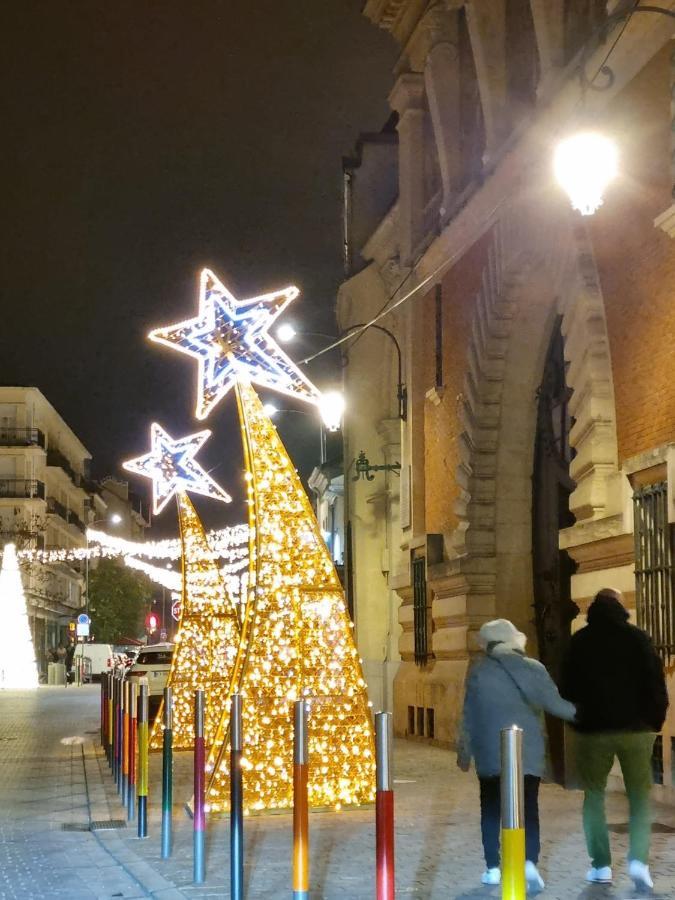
left=2, top=2, right=396, bottom=532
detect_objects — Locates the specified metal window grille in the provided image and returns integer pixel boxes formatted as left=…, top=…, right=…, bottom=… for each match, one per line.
left=633, top=481, right=675, bottom=662
left=412, top=557, right=432, bottom=666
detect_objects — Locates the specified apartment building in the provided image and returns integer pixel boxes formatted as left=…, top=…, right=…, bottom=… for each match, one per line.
left=0, top=387, right=98, bottom=671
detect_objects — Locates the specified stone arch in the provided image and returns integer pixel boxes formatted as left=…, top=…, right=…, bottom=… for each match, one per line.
left=454, top=197, right=620, bottom=648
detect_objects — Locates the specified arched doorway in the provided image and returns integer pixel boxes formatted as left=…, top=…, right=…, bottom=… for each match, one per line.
left=532, top=317, right=578, bottom=783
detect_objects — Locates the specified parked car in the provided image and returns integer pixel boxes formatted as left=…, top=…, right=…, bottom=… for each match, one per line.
left=126, top=643, right=174, bottom=697
left=73, top=643, right=114, bottom=683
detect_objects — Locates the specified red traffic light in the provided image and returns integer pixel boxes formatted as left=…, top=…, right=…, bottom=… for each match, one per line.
left=145, top=612, right=159, bottom=632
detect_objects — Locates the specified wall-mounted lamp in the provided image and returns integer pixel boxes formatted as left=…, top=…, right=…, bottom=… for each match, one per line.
left=352, top=450, right=401, bottom=482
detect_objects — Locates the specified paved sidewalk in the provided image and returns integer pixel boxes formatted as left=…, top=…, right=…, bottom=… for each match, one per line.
left=2, top=687, right=675, bottom=898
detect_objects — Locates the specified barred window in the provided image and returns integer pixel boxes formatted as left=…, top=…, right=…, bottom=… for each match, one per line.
left=412, top=556, right=433, bottom=666
left=633, top=481, right=675, bottom=662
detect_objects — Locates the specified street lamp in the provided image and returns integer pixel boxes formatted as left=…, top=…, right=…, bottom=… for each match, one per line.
left=554, top=3, right=675, bottom=215
left=554, top=132, right=618, bottom=216
left=278, top=323, right=407, bottom=420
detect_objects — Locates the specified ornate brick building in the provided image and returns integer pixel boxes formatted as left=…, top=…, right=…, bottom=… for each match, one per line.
left=339, top=1, right=675, bottom=795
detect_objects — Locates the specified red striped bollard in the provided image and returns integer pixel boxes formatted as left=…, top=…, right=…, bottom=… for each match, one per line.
left=292, top=699, right=309, bottom=900
left=107, top=673, right=114, bottom=768
left=193, top=689, right=206, bottom=883
left=122, top=679, right=130, bottom=805
left=100, top=677, right=106, bottom=748
left=375, top=711, right=395, bottom=900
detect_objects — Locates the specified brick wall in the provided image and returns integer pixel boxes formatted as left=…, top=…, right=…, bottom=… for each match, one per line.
left=590, top=44, right=675, bottom=463
left=423, top=230, right=493, bottom=535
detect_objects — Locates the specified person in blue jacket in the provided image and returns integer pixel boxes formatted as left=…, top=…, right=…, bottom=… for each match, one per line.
left=457, top=618, right=576, bottom=892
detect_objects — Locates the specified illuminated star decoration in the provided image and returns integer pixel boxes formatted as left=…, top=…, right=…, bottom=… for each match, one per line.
left=123, top=423, right=232, bottom=515
left=148, top=268, right=321, bottom=420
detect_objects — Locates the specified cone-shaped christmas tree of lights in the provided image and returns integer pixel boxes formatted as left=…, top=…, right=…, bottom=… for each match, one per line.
left=150, top=493, right=241, bottom=750
left=205, top=380, right=375, bottom=812
left=0, top=543, right=39, bottom=689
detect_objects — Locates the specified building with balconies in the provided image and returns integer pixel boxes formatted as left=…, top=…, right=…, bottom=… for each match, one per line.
left=0, top=387, right=100, bottom=672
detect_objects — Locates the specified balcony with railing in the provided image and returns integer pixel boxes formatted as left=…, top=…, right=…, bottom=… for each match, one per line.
left=0, top=427, right=46, bottom=449
left=47, top=497, right=86, bottom=534
left=0, top=479, right=45, bottom=500
left=46, top=447, right=83, bottom=487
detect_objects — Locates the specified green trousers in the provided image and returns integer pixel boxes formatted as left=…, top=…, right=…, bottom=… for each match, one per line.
left=575, top=731, right=655, bottom=868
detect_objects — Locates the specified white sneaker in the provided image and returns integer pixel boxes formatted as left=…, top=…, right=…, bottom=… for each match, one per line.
left=628, top=860, right=654, bottom=890
left=481, top=867, right=501, bottom=885
left=586, top=866, right=613, bottom=884
left=525, top=861, right=545, bottom=891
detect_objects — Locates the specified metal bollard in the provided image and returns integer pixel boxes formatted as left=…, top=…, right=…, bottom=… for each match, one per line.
left=117, top=678, right=125, bottom=795
left=375, top=712, right=395, bottom=900
left=113, top=676, right=120, bottom=781
left=100, top=677, right=107, bottom=748
left=122, top=680, right=130, bottom=805
left=501, top=726, right=526, bottom=900
left=137, top=680, right=149, bottom=838
left=193, top=689, right=206, bottom=883
left=161, top=687, right=173, bottom=859
left=230, top=693, right=244, bottom=900
left=292, top=699, right=309, bottom=900
left=107, top=673, right=114, bottom=768
left=127, top=680, right=137, bottom=821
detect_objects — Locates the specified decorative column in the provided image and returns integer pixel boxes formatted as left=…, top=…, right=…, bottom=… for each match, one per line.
left=389, top=73, right=426, bottom=266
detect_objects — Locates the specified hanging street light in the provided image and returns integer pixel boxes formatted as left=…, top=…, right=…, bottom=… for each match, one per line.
left=317, top=390, right=345, bottom=433
left=554, top=132, right=619, bottom=216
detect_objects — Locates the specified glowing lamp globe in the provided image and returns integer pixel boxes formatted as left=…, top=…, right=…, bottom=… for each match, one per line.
left=276, top=323, right=297, bottom=343
left=554, top=132, right=618, bottom=216
left=262, top=402, right=279, bottom=417
left=319, top=390, right=345, bottom=432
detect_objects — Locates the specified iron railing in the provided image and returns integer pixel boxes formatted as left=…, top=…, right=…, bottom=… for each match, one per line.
left=0, top=427, right=45, bottom=448
left=0, top=478, right=45, bottom=499
left=46, top=447, right=82, bottom=486
left=412, top=556, right=432, bottom=666
left=47, top=498, right=86, bottom=533
left=633, top=481, right=675, bottom=662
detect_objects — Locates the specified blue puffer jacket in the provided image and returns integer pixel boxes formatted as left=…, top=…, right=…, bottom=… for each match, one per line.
left=457, top=648, right=576, bottom=777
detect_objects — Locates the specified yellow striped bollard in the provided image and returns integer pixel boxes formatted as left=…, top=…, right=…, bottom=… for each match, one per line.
left=501, top=725, right=525, bottom=900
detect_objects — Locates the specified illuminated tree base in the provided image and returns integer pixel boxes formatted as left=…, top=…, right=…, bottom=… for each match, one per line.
left=0, top=544, right=39, bottom=690
left=150, top=493, right=240, bottom=750
left=205, top=381, right=375, bottom=812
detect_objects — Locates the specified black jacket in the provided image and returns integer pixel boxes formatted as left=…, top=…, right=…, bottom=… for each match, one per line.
left=561, top=596, right=668, bottom=733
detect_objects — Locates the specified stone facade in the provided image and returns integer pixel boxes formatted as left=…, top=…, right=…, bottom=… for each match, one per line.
left=340, top=2, right=675, bottom=800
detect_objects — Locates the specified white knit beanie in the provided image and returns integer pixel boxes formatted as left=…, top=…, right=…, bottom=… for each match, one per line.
left=478, top=618, right=527, bottom=654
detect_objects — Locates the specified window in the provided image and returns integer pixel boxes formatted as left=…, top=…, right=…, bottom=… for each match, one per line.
left=136, top=650, right=173, bottom=666
left=426, top=708, right=435, bottom=740
left=633, top=481, right=675, bottom=662
left=408, top=705, right=415, bottom=735
left=412, top=556, right=432, bottom=665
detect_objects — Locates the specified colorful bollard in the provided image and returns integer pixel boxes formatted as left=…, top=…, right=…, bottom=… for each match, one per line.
left=107, top=673, right=114, bottom=768
left=127, top=680, right=137, bottom=821
left=100, top=677, right=107, bottom=749
left=113, top=676, right=120, bottom=781
left=193, top=689, right=206, bottom=884
left=161, top=686, right=173, bottom=859
left=137, top=680, right=149, bottom=838
left=375, top=711, right=395, bottom=900
left=501, top=725, right=526, bottom=900
left=122, top=680, right=130, bottom=806
left=292, top=699, right=309, bottom=900
left=230, top=693, right=244, bottom=900
left=117, top=677, right=125, bottom=795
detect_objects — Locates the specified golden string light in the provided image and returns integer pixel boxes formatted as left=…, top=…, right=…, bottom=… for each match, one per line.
left=150, top=493, right=241, bottom=751
left=205, top=380, right=375, bottom=813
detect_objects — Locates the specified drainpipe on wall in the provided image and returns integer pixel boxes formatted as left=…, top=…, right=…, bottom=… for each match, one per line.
left=342, top=165, right=353, bottom=278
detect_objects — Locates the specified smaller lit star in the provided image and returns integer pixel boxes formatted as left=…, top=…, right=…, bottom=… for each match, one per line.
left=123, top=423, right=231, bottom=515
left=148, top=268, right=321, bottom=421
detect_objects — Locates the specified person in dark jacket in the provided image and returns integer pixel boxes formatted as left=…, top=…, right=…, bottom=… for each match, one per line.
left=561, top=588, right=668, bottom=891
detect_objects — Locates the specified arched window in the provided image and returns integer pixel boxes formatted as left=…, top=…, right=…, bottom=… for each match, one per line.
left=458, top=6, right=485, bottom=185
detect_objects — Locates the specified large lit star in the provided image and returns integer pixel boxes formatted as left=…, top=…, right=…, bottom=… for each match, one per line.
left=148, top=268, right=321, bottom=420
left=123, top=423, right=231, bottom=515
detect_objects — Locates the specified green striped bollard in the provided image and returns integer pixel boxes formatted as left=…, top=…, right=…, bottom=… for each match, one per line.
left=137, top=680, right=149, bottom=838
left=161, top=686, right=173, bottom=858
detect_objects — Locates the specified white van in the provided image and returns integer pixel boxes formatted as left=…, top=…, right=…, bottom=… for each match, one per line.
left=73, top=643, right=114, bottom=682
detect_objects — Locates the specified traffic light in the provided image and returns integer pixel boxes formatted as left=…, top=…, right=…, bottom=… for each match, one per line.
left=145, top=612, right=158, bottom=633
